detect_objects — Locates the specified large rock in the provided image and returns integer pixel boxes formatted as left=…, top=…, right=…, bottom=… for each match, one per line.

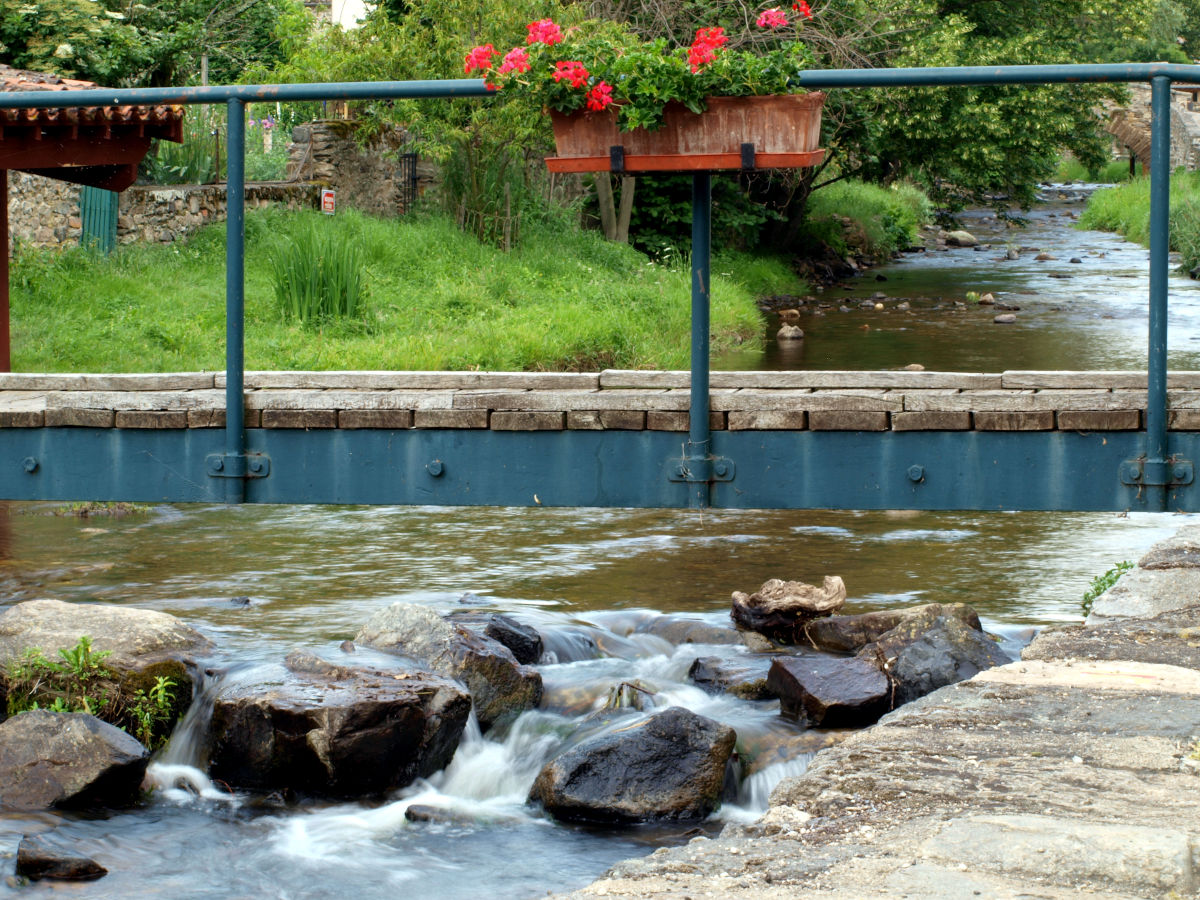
left=529, top=707, right=736, bottom=824
left=448, top=612, right=544, bottom=665
left=16, top=836, right=107, bottom=881
left=767, top=656, right=890, bottom=728
left=0, top=711, right=149, bottom=810
left=945, top=230, right=978, bottom=247
left=803, top=603, right=984, bottom=653
left=207, top=650, right=470, bottom=797
left=637, top=616, right=742, bottom=646
left=0, top=599, right=212, bottom=725
left=861, top=606, right=1009, bottom=704
left=356, top=604, right=542, bottom=729
left=731, top=576, right=846, bottom=643
left=688, top=655, right=776, bottom=700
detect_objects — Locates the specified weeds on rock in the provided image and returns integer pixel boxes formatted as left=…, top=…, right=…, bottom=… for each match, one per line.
left=4, top=636, right=176, bottom=749
left=1080, top=561, right=1134, bottom=616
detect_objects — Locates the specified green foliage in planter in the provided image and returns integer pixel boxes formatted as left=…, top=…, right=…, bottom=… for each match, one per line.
left=270, top=216, right=367, bottom=323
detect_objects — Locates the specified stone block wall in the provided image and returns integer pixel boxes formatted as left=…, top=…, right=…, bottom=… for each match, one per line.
left=287, top=120, right=436, bottom=218
left=6, top=173, right=321, bottom=254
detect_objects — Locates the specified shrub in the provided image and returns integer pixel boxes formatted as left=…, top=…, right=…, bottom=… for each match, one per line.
left=802, top=179, right=932, bottom=261
left=270, top=216, right=367, bottom=322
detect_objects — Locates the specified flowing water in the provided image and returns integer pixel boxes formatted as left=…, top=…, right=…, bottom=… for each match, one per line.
left=1, top=188, right=1197, bottom=898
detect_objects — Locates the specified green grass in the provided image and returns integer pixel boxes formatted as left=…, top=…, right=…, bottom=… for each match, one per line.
left=1053, top=155, right=1133, bottom=184
left=801, top=179, right=932, bottom=262
left=1079, top=171, right=1200, bottom=271
left=1080, top=560, right=1133, bottom=616
left=10, top=209, right=797, bottom=372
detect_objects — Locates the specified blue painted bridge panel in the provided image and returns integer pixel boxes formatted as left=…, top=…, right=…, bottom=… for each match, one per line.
left=0, top=427, right=1193, bottom=511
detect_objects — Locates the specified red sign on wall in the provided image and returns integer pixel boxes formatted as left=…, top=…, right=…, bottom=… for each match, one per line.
left=320, top=189, right=336, bottom=215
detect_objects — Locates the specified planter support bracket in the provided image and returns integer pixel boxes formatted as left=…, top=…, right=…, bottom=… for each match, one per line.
left=609, top=145, right=625, bottom=173
left=740, top=142, right=755, bottom=169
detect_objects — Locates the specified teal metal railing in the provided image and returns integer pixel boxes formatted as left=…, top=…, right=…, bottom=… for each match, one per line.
left=2, top=64, right=1198, bottom=509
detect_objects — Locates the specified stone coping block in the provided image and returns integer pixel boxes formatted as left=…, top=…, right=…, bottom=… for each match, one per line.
left=217, top=371, right=601, bottom=390
left=0, top=373, right=216, bottom=391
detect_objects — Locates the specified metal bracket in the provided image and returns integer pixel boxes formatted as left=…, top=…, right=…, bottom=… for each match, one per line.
left=610, top=145, right=625, bottom=173
left=1119, top=456, right=1193, bottom=486
left=740, top=142, right=756, bottom=170
left=206, top=453, right=270, bottom=479
left=668, top=456, right=735, bottom=483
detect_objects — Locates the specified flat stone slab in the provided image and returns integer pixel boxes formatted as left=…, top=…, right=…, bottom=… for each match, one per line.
left=1024, top=602, right=1200, bottom=670
left=923, top=814, right=1196, bottom=895
left=1087, top=567, right=1200, bottom=621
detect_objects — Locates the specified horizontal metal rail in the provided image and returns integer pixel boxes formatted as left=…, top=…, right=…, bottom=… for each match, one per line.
left=0, top=64, right=1193, bottom=510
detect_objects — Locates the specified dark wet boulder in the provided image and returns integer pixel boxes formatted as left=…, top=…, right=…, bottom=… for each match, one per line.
left=861, top=606, right=1010, bottom=705
left=0, top=711, right=149, bottom=810
left=688, top=655, right=776, bottom=700
left=803, top=603, right=984, bottom=654
left=207, top=650, right=470, bottom=798
left=447, top=611, right=545, bottom=665
left=731, top=576, right=847, bottom=643
left=529, top=707, right=736, bottom=824
left=767, top=656, right=891, bottom=728
left=357, top=604, right=542, bottom=730
left=16, top=836, right=106, bottom=881
left=0, top=599, right=211, bottom=727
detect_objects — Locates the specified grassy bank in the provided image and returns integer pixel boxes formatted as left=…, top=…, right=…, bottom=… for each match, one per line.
left=1078, top=171, right=1200, bottom=272
left=11, top=210, right=801, bottom=372
left=800, top=180, right=932, bottom=262
left=1052, top=155, right=1133, bottom=184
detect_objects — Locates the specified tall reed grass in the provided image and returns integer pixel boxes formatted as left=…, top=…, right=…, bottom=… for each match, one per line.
left=269, top=218, right=366, bottom=322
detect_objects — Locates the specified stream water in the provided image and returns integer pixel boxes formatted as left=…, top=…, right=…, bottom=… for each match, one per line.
left=1, top=187, right=1197, bottom=898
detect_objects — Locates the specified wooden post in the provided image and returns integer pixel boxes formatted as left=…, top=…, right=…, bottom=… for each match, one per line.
left=0, top=170, right=9, bottom=372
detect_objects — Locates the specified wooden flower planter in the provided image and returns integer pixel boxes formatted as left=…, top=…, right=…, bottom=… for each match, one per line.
left=545, top=92, right=825, bottom=173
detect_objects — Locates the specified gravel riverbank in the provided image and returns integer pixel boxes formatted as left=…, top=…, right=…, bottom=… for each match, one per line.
left=558, top=527, right=1200, bottom=899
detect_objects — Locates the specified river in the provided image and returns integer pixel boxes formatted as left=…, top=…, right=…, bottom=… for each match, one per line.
left=0, top=187, right=1195, bottom=899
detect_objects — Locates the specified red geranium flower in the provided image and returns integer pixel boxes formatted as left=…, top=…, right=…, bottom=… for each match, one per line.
left=586, top=81, right=614, bottom=110
left=463, top=44, right=498, bottom=74
left=756, top=8, right=788, bottom=27
left=499, top=47, right=531, bottom=75
left=687, top=26, right=728, bottom=72
left=791, top=0, right=813, bottom=19
left=552, top=60, right=590, bottom=89
left=527, top=19, right=564, bottom=46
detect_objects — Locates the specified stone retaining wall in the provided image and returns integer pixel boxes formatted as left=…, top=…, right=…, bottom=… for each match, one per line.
left=1, top=370, right=1199, bottom=432
left=6, top=173, right=320, bottom=253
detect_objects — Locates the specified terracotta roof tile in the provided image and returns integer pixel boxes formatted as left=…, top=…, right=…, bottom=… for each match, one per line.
left=0, top=65, right=184, bottom=140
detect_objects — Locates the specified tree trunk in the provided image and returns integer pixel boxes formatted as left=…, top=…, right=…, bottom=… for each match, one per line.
left=594, top=174, right=617, bottom=240
left=615, top=176, right=636, bottom=244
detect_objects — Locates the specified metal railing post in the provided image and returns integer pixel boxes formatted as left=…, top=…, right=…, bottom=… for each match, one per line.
left=224, top=98, right=246, bottom=503
left=686, top=172, right=713, bottom=509
left=1146, top=74, right=1172, bottom=510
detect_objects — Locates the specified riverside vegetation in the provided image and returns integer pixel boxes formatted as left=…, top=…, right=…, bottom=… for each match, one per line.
left=1079, top=171, right=1200, bottom=274
left=9, top=208, right=799, bottom=372
left=4, top=636, right=177, bottom=749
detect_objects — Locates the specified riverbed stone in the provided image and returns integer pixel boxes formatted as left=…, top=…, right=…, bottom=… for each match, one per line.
left=731, top=576, right=847, bottom=643
left=16, top=836, right=107, bottom=881
left=1025, top=601, right=1200, bottom=669
left=944, top=230, right=977, bottom=246
left=687, top=654, right=776, bottom=700
left=636, top=616, right=742, bottom=646
left=777, top=324, right=805, bottom=341
left=356, top=603, right=542, bottom=729
left=0, top=711, right=149, bottom=810
left=993, top=313, right=1017, bottom=324
left=801, top=603, right=983, bottom=653
left=0, top=599, right=211, bottom=725
left=529, top=706, right=736, bottom=824
left=448, top=612, right=544, bottom=665
left=207, top=650, right=470, bottom=797
left=860, top=606, right=1010, bottom=704
left=766, top=656, right=890, bottom=727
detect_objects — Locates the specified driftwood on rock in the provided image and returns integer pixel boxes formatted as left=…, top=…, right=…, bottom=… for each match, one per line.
left=731, top=576, right=847, bottom=642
